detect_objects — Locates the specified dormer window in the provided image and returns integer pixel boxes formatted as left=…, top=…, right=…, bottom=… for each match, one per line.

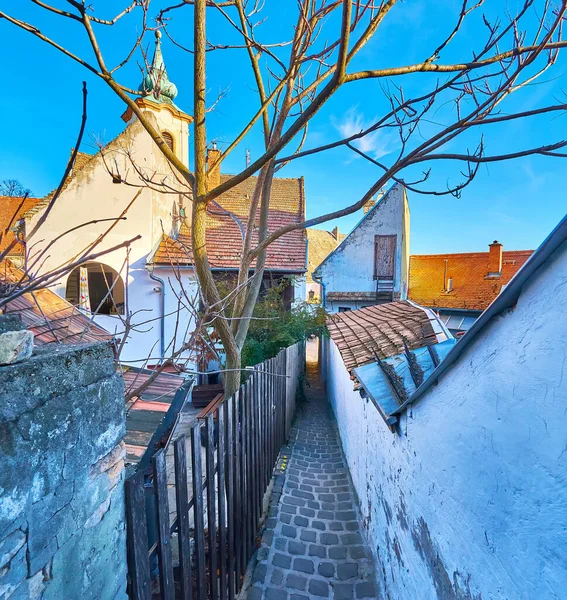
left=162, top=131, right=175, bottom=153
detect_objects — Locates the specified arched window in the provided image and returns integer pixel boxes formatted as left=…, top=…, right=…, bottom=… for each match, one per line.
left=162, top=131, right=175, bottom=153
left=65, top=262, right=125, bottom=315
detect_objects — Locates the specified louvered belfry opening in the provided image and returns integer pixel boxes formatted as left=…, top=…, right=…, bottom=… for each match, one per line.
left=162, top=131, right=175, bottom=153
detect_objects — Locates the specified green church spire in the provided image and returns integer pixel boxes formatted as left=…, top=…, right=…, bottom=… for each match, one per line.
left=139, top=30, right=178, bottom=105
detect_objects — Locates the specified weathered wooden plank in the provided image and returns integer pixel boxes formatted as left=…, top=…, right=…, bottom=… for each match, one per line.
left=217, top=404, right=228, bottom=600
left=233, top=391, right=242, bottom=585
left=174, top=436, right=193, bottom=600
left=226, top=399, right=236, bottom=600
left=206, top=413, right=219, bottom=600
left=191, top=423, right=207, bottom=600
left=239, top=384, right=248, bottom=578
left=125, top=471, right=151, bottom=600
left=152, top=450, right=175, bottom=600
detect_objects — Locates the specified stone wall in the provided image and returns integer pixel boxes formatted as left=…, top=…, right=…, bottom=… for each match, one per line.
left=0, top=336, right=127, bottom=600
left=323, top=237, right=567, bottom=599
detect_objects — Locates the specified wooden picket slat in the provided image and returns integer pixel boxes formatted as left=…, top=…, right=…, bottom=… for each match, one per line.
left=217, top=404, right=228, bottom=600
left=233, top=390, right=242, bottom=582
left=191, top=423, right=207, bottom=600
left=206, top=413, right=219, bottom=600
left=125, top=471, right=151, bottom=600
left=174, top=436, right=193, bottom=600
left=152, top=450, right=175, bottom=600
left=226, top=399, right=236, bottom=600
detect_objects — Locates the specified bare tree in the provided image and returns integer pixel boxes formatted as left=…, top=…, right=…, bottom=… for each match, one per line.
left=2, top=0, right=567, bottom=394
left=0, top=180, right=33, bottom=197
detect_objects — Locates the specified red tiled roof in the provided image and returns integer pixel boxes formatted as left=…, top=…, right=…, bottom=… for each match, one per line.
left=0, top=196, right=43, bottom=255
left=326, top=301, right=445, bottom=372
left=123, top=367, right=191, bottom=466
left=306, top=228, right=346, bottom=283
left=1, top=259, right=112, bottom=346
left=154, top=174, right=307, bottom=271
left=408, top=250, right=533, bottom=311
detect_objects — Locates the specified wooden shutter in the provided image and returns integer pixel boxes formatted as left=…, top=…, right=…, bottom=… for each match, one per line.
left=374, top=235, right=396, bottom=280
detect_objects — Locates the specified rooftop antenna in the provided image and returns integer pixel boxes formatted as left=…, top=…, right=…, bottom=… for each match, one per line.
left=245, top=148, right=251, bottom=168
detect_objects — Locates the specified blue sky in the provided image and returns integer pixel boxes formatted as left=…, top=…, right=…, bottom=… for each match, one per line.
left=1, top=0, right=566, bottom=254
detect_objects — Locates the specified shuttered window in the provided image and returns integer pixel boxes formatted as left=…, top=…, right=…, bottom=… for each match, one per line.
left=374, top=235, right=396, bottom=280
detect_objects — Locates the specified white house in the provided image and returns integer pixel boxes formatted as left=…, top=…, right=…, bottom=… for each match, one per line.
left=313, top=183, right=410, bottom=313
left=323, top=213, right=567, bottom=599
left=19, top=31, right=307, bottom=368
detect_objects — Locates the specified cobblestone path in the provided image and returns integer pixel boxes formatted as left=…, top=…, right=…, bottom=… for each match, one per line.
left=248, top=363, right=377, bottom=600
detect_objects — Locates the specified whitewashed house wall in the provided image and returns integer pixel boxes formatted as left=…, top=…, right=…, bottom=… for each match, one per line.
left=315, top=184, right=410, bottom=312
left=324, top=235, right=567, bottom=599
left=27, top=110, right=193, bottom=365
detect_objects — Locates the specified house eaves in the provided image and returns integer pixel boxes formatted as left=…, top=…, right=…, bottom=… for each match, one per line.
left=394, top=212, right=567, bottom=416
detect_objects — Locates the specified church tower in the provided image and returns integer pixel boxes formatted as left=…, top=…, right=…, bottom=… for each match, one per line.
left=121, top=30, right=192, bottom=167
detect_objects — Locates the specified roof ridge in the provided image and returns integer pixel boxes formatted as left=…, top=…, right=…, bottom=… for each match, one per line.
left=410, top=249, right=534, bottom=258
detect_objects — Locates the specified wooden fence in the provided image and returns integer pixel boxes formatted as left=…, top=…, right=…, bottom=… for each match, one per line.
left=125, top=342, right=305, bottom=600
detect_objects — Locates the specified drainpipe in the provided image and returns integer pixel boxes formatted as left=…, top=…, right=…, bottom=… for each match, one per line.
left=312, top=271, right=326, bottom=309
left=146, top=265, right=165, bottom=359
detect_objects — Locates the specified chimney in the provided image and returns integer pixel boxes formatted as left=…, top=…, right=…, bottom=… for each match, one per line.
left=363, top=199, right=376, bottom=214
left=488, top=240, right=503, bottom=277
left=206, top=143, right=221, bottom=190
left=332, top=226, right=339, bottom=240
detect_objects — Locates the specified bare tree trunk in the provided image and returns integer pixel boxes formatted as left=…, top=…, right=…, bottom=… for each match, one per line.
left=192, top=0, right=241, bottom=397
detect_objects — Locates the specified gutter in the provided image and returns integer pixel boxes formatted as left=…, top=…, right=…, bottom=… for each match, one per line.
left=146, top=266, right=166, bottom=358
left=394, top=213, right=567, bottom=416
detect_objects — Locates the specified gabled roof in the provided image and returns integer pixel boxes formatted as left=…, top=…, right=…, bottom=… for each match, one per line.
left=326, top=300, right=450, bottom=374
left=1, top=259, right=112, bottom=346
left=306, top=228, right=346, bottom=283
left=0, top=196, right=43, bottom=255
left=313, top=183, right=402, bottom=277
left=408, top=250, right=533, bottom=311
left=399, top=212, right=567, bottom=415
left=154, top=174, right=307, bottom=272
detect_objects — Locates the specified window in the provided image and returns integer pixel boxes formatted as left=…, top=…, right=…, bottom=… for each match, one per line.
left=162, top=131, right=175, bottom=153
left=66, top=262, right=125, bottom=315
left=374, top=234, right=396, bottom=280
left=338, top=306, right=351, bottom=312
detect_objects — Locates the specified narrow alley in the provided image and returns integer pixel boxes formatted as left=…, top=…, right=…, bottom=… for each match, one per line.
left=248, top=361, right=377, bottom=600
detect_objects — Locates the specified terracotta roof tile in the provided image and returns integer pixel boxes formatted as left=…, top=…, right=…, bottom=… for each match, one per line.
left=408, top=250, right=533, bottom=311
left=1, top=259, right=112, bottom=346
left=306, top=228, right=346, bottom=283
left=154, top=174, right=307, bottom=271
left=0, top=196, right=43, bottom=255
left=326, top=300, right=443, bottom=372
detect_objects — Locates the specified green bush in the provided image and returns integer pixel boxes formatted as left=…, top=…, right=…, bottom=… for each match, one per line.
left=241, top=281, right=327, bottom=369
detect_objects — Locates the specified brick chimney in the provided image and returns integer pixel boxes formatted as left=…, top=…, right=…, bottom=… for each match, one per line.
left=488, top=240, right=503, bottom=277
left=332, top=226, right=339, bottom=240
left=206, top=144, right=221, bottom=190
left=363, top=199, right=376, bottom=214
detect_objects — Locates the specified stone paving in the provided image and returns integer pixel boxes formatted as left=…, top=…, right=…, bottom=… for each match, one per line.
left=248, top=363, right=377, bottom=600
